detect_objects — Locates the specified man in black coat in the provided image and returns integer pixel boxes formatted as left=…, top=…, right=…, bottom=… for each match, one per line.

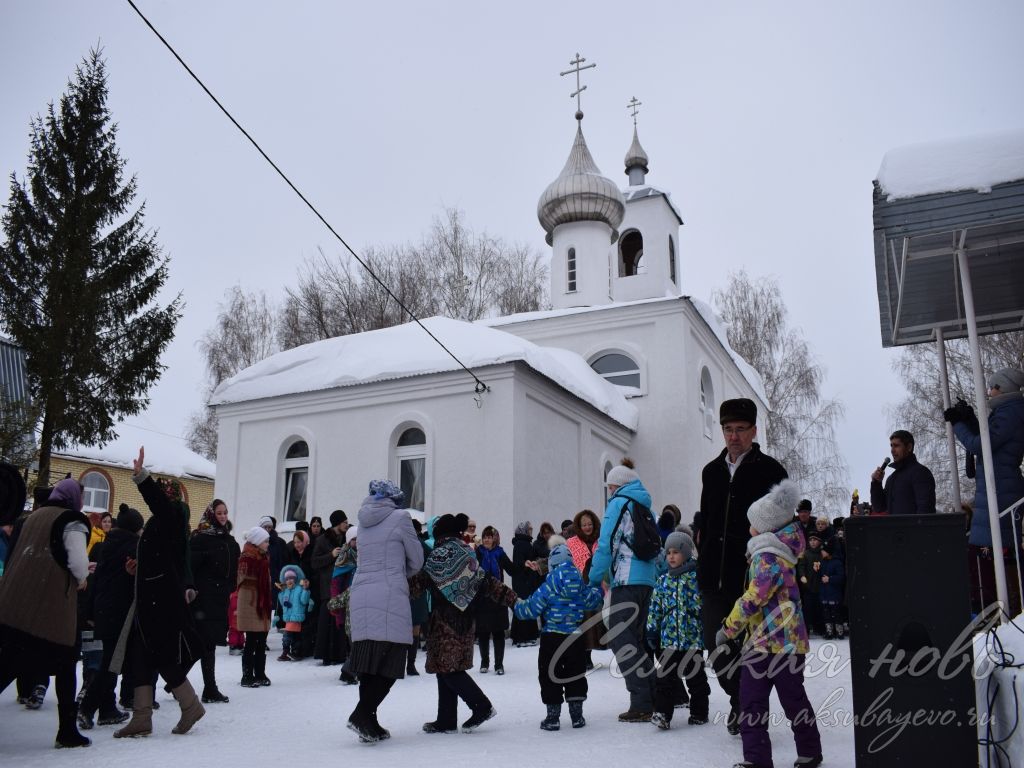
left=311, top=509, right=348, bottom=664
left=869, top=430, right=936, bottom=515
left=696, top=398, right=787, bottom=734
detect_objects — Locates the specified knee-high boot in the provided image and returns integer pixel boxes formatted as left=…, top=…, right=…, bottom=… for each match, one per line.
left=170, top=679, right=206, bottom=734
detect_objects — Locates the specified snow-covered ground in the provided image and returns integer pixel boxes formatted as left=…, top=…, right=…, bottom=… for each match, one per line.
left=3, top=636, right=858, bottom=767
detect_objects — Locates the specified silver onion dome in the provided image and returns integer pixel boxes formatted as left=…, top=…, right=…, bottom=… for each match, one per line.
left=537, top=121, right=626, bottom=245
left=624, top=126, right=649, bottom=176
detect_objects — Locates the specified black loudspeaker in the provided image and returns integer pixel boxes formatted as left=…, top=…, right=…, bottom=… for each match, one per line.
left=845, top=514, right=977, bottom=767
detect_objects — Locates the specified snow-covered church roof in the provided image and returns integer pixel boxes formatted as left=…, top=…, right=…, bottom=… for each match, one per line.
left=55, top=417, right=216, bottom=481
left=876, top=129, right=1024, bottom=201
left=211, top=316, right=639, bottom=430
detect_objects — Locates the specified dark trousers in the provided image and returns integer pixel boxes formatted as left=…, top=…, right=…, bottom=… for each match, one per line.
left=606, top=584, right=655, bottom=711
left=739, top=653, right=821, bottom=766
left=654, top=647, right=711, bottom=721
left=242, top=631, right=268, bottom=677
left=510, top=616, right=539, bottom=644
left=80, top=635, right=120, bottom=717
left=126, top=628, right=188, bottom=689
left=435, top=670, right=491, bottom=727
left=701, top=589, right=743, bottom=710
left=476, top=630, right=504, bottom=667
left=537, top=631, right=588, bottom=705
left=969, top=544, right=1023, bottom=618
left=349, top=672, right=396, bottom=726
left=802, top=591, right=823, bottom=635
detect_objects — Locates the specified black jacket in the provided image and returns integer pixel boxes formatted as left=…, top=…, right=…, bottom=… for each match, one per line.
left=189, top=524, right=240, bottom=642
left=311, top=528, right=344, bottom=599
left=870, top=453, right=936, bottom=515
left=510, top=533, right=542, bottom=598
left=131, top=475, right=203, bottom=670
left=90, top=528, right=139, bottom=640
left=697, top=443, right=787, bottom=599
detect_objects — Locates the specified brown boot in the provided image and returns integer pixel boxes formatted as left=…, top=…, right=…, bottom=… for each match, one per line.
left=114, top=686, right=153, bottom=738
left=170, top=680, right=205, bottom=734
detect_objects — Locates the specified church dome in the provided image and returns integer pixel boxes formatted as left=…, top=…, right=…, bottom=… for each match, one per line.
left=537, top=120, right=625, bottom=245
left=624, top=127, right=649, bottom=175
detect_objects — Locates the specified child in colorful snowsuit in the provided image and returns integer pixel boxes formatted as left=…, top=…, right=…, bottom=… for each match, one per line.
left=715, top=480, right=823, bottom=768
left=513, top=543, right=603, bottom=730
left=646, top=530, right=710, bottom=729
left=277, top=564, right=312, bottom=661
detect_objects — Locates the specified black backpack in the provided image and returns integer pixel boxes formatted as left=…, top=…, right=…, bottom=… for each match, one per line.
left=609, top=497, right=662, bottom=562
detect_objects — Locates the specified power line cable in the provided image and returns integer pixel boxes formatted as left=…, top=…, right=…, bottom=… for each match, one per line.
left=123, top=0, right=489, bottom=395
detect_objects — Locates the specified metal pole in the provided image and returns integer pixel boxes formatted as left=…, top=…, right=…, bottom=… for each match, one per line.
left=936, top=327, right=964, bottom=512
left=956, top=242, right=1010, bottom=624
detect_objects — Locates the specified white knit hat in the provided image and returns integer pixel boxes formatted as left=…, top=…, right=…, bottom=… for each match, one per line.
left=747, top=480, right=801, bottom=534
left=605, top=460, right=640, bottom=488
left=990, top=368, right=1024, bottom=392
left=245, top=526, right=270, bottom=547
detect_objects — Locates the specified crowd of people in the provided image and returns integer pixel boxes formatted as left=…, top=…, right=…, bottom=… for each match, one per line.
left=0, top=363, right=1021, bottom=768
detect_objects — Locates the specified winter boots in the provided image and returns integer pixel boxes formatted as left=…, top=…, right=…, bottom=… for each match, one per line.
left=114, top=686, right=153, bottom=738
left=422, top=720, right=458, bottom=734
left=170, top=680, right=206, bottom=734
left=540, top=703, right=561, bottom=731
left=201, top=687, right=230, bottom=704
left=568, top=700, right=585, bottom=728
left=406, top=644, right=419, bottom=676
left=55, top=699, right=91, bottom=749
left=824, top=623, right=835, bottom=640
left=461, top=706, right=497, bottom=732
left=240, top=660, right=257, bottom=688
left=253, top=652, right=271, bottom=687
left=651, top=711, right=670, bottom=730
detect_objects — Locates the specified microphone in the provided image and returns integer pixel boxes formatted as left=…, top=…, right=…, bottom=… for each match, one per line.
left=880, top=457, right=891, bottom=472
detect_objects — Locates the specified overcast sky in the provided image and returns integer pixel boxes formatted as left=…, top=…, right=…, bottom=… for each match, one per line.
left=3, top=1, right=1023, bottom=512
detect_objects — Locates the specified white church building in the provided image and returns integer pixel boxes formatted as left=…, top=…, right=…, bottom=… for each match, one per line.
left=212, top=113, right=767, bottom=537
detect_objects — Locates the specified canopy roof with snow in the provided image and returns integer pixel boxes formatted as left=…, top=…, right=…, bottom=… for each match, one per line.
left=872, top=130, right=1024, bottom=347
left=211, top=316, right=639, bottom=430
left=55, top=418, right=216, bottom=481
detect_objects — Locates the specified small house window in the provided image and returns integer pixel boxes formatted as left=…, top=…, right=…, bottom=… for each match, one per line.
left=282, top=440, right=309, bottom=522
left=396, top=427, right=426, bottom=512
left=81, top=471, right=110, bottom=514
left=669, top=236, right=677, bottom=284
left=591, top=353, right=641, bottom=389
left=567, top=247, right=577, bottom=293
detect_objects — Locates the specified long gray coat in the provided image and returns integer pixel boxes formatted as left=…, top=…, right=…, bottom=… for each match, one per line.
left=348, top=495, right=424, bottom=645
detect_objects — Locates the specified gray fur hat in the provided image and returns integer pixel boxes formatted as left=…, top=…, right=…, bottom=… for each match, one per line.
left=748, top=479, right=801, bottom=534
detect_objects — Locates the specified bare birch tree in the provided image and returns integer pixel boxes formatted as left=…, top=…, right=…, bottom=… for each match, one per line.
left=713, top=270, right=849, bottom=515
left=889, top=331, right=1024, bottom=511
left=186, top=286, right=278, bottom=459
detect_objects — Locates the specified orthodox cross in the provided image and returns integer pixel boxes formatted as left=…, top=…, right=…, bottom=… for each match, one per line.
left=627, top=96, right=642, bottom=126
left=560, top=53, right=596, bottom=118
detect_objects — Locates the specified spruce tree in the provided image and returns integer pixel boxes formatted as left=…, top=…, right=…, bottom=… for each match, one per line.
left=0, top=50, right=181, bottom=487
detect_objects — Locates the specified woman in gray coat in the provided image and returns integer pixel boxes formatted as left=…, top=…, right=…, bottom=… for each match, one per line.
left=346, top=479, right=424, bottom=743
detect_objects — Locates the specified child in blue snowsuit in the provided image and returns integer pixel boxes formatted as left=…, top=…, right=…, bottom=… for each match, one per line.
left=646, top=530, right=710, bottom=729
left=277, top=564, right=312, bottom=661
left=514, top=543, right=603, bottom=731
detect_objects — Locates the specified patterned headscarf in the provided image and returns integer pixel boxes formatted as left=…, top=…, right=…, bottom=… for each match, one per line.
left=368, top=479, right=405, bottom=506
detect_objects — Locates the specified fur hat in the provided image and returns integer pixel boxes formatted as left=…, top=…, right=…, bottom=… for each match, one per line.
left=720, top=397, right=757, bottom=425
left=605, top=457, right=639, bottom=488
left=747, top=479, right=801, bottom=534
left=990, top=368, right=1024, bottom=392
left=116, top=502, right=144, bottom=534
left=548, top=543, right=572, bottom=569
left=245, top=526, right=270, bottom=547
left=547, top=534, right=566, bottom=549
left=797, top=499, right=813, bottom=512
left=664, top=531, right=695, bottom=561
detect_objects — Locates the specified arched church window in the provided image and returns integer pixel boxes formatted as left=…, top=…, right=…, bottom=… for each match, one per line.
left=81, top=470, right=111, bottom=514
left=396, top=427, right=426, bottom=512
left=603, top=461, right=614, bottom=506
left=591, top=353, right=641, bottom=390
left=669, top=235, right=677, bottom=284
left=699, top=367, right=715, bottom=439
left=282, top=439, right=309, bottom=522
left=619, top=230, right=644, bottom=277
left=567, top=247, right=577, bottom=293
